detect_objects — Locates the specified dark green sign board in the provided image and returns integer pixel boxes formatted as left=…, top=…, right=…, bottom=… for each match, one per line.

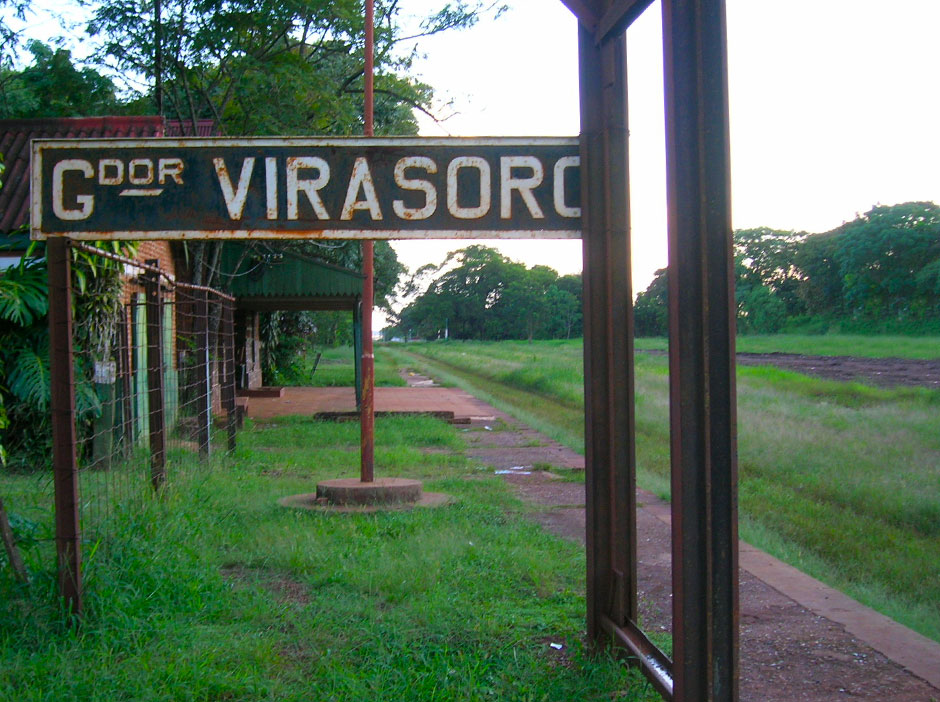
left=32, top=137, right=581, bottom=240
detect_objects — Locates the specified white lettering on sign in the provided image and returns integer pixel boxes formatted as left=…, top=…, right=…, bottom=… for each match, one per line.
left=213, top=157, right=255, bottom=220
left=340, top=157, right=383, bottom=220
left=392, top=156, right=437, bottom=220
left=99, top=159, right=124, bottom=186
left=500, top=156, right=544, bottom=219
left=128, top=159, right=154, bottom=185
left=286, top=157, right=330, bottom=220
left=52, top=157, right=187, bottom=220
left=447, top=156, right=491, bottom=219
left=53, top=159, right=95, bottom=220
left=553, top=156, right=581, bottom=218
left=158, top=158, right=185, bottom=185
left=265, top=157, right=278, bottom=220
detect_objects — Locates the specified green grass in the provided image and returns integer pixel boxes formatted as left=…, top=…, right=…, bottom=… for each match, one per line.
left=0, top=413, right=655, bottom=701
left=391, top=339, right=940, bottom=643
left=275, top=345, right=407, bottom=388
left=635, top=333, right=940, bottom=359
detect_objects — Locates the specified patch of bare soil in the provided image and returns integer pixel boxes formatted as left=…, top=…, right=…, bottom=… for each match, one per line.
left=736, top=352, right=940, bottom=390
left=642, top=349, right=940, bottom=389
left=221, top=564, right=311, bottom=605
left=467, top=420, right=940, bottom=701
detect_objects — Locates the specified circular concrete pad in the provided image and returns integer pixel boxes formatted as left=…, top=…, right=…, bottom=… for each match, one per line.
left=278, top=489, right=451, bottom=514
left=317, top=477, right=422, bottom=506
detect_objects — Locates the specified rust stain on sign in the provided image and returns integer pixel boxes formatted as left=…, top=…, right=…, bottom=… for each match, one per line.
left=32, top=137, right=581, bottom=240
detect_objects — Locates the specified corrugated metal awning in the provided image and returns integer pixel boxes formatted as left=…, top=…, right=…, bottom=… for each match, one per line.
left=220, top=243, right=363, bottom=311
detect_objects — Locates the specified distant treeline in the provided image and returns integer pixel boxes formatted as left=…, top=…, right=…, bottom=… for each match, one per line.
left=637, top=201, right=940, bottom=336
left=387, top=202, right=940, bottom=341
left=387, top=246, right=583, bottom=342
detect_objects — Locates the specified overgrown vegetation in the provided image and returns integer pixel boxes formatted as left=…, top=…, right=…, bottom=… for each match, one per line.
left=387, top=246, right=583, bottom=342
left=266, top=344, right=405, bottom=388
left=0, top=240, right=136, bottom=472
left=636, top=203, right=940, bottom=336
left=391, top=340, right=940, bottom=643
left=0, top=413, right=656, bottom=701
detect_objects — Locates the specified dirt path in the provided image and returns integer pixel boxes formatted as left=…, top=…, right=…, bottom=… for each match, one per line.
left=429, top=377, right=940, bottom=701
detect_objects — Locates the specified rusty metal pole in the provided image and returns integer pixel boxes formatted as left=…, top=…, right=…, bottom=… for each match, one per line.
left=360, top=0, right=376, bottom=483
left=662, top=0, right=739, bottom=699
left=579, top=22, right=636, bottom=644
left=47, top=238, right=82, bottom=616
left=144, top=261, right=166, bottom=490
left=195, top=289, right=212, bottom=458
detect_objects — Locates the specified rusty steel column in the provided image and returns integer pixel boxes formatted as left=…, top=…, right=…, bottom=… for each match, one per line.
left=221, top=298, right=237, bottom=452
left=662, top=0, right=739, bottom=700
left=144, top=262, right=166, bottom=490
left=195, top=289, right=212, bottom=458
left=578, top=23, right=636, bottom=641
left=359, top=0, right=376, bottom=483
left=47, top=237, right=82, bottom=616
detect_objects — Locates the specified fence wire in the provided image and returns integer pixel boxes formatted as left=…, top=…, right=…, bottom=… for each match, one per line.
left=68, top=249, right=237, bottom=546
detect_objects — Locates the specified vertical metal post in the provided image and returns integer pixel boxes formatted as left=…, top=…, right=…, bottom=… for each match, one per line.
left=662, top=0, right=739, bottom=700
left=221, top=298, right=237, bottom=453
left=47, top=237, right=82, bottom=616
left=144, top=262, right=166, bottom=490
left=195, top=289, right=212, bottom=458
left=579, top=25, right=637, bottom=640
left=359, top=0, right=376, bottom=483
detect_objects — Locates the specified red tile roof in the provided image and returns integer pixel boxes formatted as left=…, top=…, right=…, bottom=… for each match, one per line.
left=165, top=119, right=217, bottom=137
left=0, top=116, right=221, bottom=235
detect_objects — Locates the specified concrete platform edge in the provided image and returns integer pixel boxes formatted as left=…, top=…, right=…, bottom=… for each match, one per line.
left=639, top=489, right=940, bottom=689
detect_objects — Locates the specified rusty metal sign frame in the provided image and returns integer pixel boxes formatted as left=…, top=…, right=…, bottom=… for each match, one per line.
left=43, top=0, right=737, bottom=699
left=570, top=0, right=738, bottom=700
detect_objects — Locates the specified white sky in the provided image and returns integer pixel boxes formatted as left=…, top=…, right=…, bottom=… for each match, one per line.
left=7, top=0, right=940, bottom=329
left=392, top=0, right=940, bottom=313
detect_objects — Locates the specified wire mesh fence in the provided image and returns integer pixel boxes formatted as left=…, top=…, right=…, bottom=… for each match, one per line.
left=44, top=242, right=239, bottom=608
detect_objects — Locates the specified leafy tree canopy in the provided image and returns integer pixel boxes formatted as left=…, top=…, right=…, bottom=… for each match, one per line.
left=390, top=245, right=581, bottom=341
left=87, top=0, right=500, bottom=136
left=634, top=201, right=940, bottom=336
left=0, top=40, right=136, bottom=119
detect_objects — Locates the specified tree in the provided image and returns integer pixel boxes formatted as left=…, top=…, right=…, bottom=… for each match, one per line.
left=0, top=40, right=130, bottom=119
left=833, top=202, right=940, bottom=320
left=496, top=264, right=556, bottom=340
left=633, top=267, right=668, bottom=337
left=88, top=0, right=496, bottom=136
left=794, top=230, right=843, bottom=318
left=733, top=227, right=806, bottom=318
left=544, top=285, right=581, bottom=339
left=738, top=284, right=786, bottom=333
left=395, top=246, right=576, bottom=342
left=0, top=0, right=29, bottom=70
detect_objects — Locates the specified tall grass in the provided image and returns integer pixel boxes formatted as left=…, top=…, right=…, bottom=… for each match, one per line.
left=0, top=413, right=655, bottom=701
left=272, top=345, right=406, bottom=387
left=636, top=334, right=940, bottom=358
left=392, top=340, right=940, bottom=642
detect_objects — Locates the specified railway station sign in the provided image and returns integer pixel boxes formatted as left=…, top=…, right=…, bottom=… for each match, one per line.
left=31, top=137, right=581, bottom=240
